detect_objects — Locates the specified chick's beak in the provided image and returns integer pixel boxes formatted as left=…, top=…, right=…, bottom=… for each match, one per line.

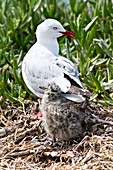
left=60, top=30, right=76, bottom=38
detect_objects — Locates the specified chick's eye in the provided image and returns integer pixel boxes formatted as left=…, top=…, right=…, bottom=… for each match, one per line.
left=53, top=27, right=58, bottom=30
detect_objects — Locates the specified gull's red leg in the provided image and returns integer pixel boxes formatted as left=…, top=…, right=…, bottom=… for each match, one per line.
left=31, top=98, right=43, bottom=118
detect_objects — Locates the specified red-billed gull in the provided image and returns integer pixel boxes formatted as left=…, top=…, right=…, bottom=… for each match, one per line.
left=22, top=19, right=86, bottom=104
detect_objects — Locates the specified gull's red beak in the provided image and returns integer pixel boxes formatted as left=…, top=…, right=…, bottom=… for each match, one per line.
left=60, top=30, right=76, bottom=38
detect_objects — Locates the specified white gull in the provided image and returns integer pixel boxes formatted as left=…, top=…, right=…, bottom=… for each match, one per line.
left=22, top=19, right=85, bottom=103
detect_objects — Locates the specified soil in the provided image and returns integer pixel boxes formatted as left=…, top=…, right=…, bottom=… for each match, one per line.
left=0, top=99, right=113, bottom=170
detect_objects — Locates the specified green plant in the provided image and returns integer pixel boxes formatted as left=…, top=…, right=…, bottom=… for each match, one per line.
left=0, top=0, right=113, bottom=106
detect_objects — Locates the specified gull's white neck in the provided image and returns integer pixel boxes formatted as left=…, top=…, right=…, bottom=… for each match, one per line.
left=37, top=36, right=59, bottom=56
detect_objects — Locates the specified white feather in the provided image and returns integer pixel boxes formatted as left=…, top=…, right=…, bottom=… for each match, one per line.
left=61, top=94, right=85, bottom=103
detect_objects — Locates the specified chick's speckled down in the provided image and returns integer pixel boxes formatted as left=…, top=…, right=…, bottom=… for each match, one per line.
left=40, top=84, right=86, bottom=141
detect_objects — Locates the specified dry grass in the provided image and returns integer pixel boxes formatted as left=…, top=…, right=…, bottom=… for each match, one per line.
left=0, top=100, right=113, bottom=170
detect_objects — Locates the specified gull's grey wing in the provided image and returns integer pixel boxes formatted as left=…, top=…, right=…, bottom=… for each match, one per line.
left=22, top=56, right=70, bottom=97
left=55, top=56, right=83, bottom=88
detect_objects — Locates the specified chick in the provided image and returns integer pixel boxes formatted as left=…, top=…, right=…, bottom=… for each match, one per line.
left=40, top=83, right=86, bottom=141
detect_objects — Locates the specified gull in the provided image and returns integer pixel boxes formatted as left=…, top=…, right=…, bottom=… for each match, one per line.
left=40, top=83, right=85, bottom=141
left=22, top=19, right=86, bottom=104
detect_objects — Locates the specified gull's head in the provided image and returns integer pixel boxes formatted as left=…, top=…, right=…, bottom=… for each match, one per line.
left=36, top=19, right=75, bottom=40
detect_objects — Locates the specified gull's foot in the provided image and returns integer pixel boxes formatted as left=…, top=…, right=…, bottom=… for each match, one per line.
left=31, top=112, right=43, bottom=118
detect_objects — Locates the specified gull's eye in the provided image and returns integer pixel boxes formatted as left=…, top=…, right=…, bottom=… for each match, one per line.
left=52, top=27, right=58, bottom=30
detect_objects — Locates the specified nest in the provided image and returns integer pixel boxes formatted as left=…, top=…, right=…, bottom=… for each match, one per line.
left=0, top=100, right=113, bottom=170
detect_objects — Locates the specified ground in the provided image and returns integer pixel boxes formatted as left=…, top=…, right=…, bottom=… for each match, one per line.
left=0, top=99, right=113, bottom=170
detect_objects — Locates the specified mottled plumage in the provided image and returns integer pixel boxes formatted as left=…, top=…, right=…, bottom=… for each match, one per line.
left=40, top=83, right=86, bottom=141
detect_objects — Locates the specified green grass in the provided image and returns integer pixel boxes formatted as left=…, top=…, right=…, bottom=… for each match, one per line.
left=0, top=0, right=113, bottom=106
